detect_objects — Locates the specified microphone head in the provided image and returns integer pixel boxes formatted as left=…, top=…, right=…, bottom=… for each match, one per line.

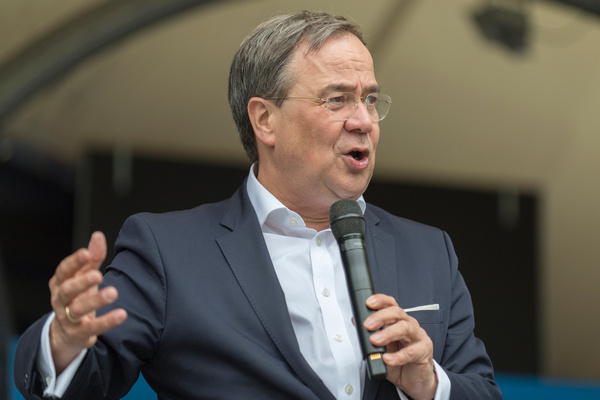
left=329, top=199, right=365, bottom=241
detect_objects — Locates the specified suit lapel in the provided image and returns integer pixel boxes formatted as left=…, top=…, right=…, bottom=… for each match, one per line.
left=216, top=185, right=336, bottom=400
left=362, top=208, right=399, bottom=400
left=364, top=207, right=399, bottom=310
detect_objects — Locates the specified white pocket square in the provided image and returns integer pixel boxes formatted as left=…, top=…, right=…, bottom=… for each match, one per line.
left=404, top=304, right=440, bottom=313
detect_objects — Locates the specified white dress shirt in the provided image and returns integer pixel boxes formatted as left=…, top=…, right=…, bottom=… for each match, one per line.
left=38, top=165, right=450, bottom=399
left=246, top=166, right=365, bottom=399
left=246, top=165, right=450, bottom=400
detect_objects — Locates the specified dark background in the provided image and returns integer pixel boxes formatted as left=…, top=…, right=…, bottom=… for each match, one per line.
left=1, top=149, right=538, bottom=375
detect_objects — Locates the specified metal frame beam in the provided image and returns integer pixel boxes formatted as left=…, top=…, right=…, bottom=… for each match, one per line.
left=0, top=0, right=228, bottom=123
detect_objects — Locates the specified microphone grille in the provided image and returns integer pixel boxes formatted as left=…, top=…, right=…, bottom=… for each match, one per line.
left=329, top=199, right=365, bottom=241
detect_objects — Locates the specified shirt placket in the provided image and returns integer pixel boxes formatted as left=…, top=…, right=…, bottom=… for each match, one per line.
left=310, top=231, right=361, bottom=400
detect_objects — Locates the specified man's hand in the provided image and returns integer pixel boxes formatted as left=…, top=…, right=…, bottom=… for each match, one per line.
left=364, top=294, right=437, bottom=400
left=48, top=232, right=127, bottom=374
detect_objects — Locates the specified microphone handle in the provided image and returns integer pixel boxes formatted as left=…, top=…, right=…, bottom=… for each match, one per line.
left=339, top=236, right=388, bottom=380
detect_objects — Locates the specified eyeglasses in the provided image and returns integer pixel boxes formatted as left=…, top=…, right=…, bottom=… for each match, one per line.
left=268, top=92, right=392, bottom=122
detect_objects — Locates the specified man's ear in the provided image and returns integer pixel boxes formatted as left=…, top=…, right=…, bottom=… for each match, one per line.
left=248, top=97, right=276, bottom=147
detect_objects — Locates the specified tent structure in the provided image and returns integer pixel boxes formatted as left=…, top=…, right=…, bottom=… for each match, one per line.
left=1, top=0, right=600, bottom=385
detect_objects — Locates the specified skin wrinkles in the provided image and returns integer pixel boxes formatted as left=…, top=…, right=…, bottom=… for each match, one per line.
left=255, top=34, right=380, bottom=231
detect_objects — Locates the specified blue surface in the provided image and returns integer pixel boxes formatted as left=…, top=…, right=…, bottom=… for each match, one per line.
left=496, top=373, right=600, bottom=400
left=8, top=337, right=23, bottom=400
left=7, top=336, right=155, bottom=400
left=8, top=336, right=600, bottom=399
left=120, top=374, right=155, bottom=399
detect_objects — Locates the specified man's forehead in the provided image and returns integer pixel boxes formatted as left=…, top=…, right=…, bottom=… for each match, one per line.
left=295, top=33, right=372, bottom=62
left=289, top=35, right=377, bottom=91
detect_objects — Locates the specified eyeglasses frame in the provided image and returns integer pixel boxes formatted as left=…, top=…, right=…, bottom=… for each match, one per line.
left=267, top=92, right=392, bottom=122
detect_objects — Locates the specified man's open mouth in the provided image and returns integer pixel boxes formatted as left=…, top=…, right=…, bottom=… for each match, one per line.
left=348, top=150, right=368, bottom=161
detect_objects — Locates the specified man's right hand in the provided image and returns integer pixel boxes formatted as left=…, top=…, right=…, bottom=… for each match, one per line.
left=48, top=231, right=127, bottom=374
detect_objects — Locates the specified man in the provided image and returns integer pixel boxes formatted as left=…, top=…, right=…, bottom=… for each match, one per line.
left=15, top=10, right=502, bottom=400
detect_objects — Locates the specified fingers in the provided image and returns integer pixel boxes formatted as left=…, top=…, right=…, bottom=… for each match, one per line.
left=62, top=286, right=118, bottom=323
left=47, top=232, right=126, bottom=373
left=50, top=307, right=127, bottom=373
left=51, top=232, right=107, bottom=288
left=365, top=294, right=401, bottom=328
left=90, top=308, right=128, bottom=336
left=60, top=305, right=128, bottom=337
left=50, top=231, right=107, bottom=302
left=364, top=294, right=433, bottom=365
left=87, top=231, right=107, bottom=265
left=364, top=294, right=437, bottom=397
left=53, top=269, right=102, bottom=307
left=52, top=275, right=125, bottom=337
left=49, top=232, right=117, bottom=333
left=53, top=284, right=127, bottom=345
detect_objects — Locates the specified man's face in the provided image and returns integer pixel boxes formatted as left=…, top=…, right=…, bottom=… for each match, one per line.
left=258, top=33, right=381, bottom=217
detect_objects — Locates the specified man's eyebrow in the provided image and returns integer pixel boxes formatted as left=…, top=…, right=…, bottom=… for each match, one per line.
left=366, top=85, right=381, bottom=94
left=319, top=83, right=381, bottom=97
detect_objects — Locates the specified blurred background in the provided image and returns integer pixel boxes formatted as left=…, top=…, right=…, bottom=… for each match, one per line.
left=1, top=0, right=599, bottom=398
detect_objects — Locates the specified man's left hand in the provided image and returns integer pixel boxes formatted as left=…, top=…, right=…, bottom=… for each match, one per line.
left=364, top=294, right=438, bottom=400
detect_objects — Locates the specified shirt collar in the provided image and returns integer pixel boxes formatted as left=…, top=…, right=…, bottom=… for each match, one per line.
left=245, top=163, right=367, bottom=229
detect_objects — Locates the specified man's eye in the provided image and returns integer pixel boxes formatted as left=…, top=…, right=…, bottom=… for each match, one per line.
left=365, top=94, right=378, bottom=105
left=328, top=95, right=346, bottom=104
left=327, top=95, right=349, bottom=111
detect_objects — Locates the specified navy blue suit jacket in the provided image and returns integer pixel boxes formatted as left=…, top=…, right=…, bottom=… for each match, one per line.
left=15, top=182, right=502, bottom=399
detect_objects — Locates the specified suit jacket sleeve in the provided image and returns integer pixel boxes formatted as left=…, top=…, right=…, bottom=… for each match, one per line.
left=14, top=189, right=338, bottom=400
left=14, top=212, right=168, bottom=400
left=13, top=317, right=48, bottom=399
left=14, top=190, right=503, bottom=400
left=439, top=232, right=502, bottom=399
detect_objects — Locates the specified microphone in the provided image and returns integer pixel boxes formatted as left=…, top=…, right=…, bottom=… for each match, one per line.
left=329, top=199, right=387, bottom=380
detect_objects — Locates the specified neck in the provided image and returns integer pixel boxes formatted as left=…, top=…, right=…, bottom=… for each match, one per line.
left=255, top=162, right=364, bottom=232
left=302, top=216, right=331, bottom=232
left=271, top=189, right=332, bottom=231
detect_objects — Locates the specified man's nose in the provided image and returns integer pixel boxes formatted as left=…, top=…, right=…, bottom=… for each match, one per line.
left=345, top=101, right=374, bottom=133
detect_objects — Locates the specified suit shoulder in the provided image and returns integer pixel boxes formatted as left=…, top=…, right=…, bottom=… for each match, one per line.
left=366, top=202, right=445, bottom=237
left=365, top=203, right=459, bottom=278
left=125, top=199, right=229, bottom=231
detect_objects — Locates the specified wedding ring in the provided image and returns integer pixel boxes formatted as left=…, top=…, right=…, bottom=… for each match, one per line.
left=65, top=306, right=81, bottom=324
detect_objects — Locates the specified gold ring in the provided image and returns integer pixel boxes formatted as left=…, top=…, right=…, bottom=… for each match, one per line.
left=65, top=306, right=81, bottom=324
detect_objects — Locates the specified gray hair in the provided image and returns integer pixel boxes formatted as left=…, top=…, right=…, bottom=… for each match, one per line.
left=228, top=10, right=366, bottom=163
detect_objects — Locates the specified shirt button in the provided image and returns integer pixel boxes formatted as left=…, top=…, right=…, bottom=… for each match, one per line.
left=316, top=237, right=322, bottom=246
left=289, top=218, right=298, bottom=226
left=334, top=334, right=344, bottom=342
left=345, top=384, right=354, bottom=394
left=322, top=288, right=331, bottom=297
